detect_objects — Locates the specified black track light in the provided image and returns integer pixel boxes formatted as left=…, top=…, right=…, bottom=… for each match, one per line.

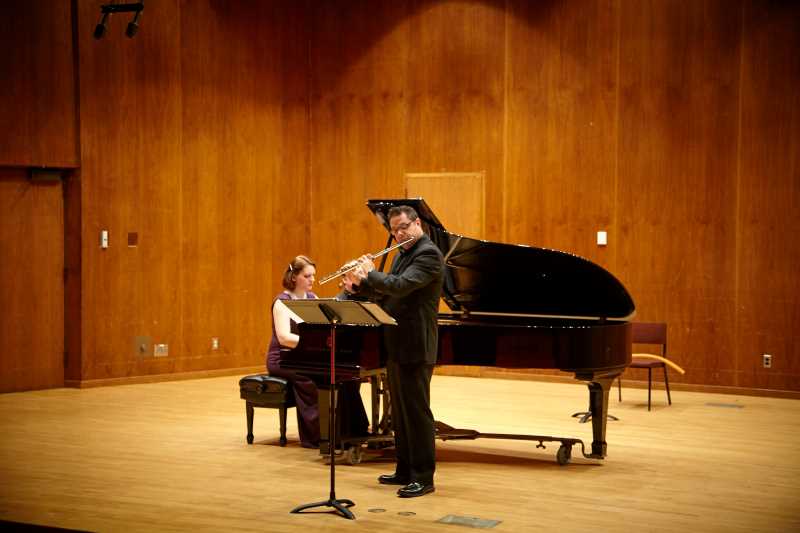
left=92, top=2, right=144, bottom=40
left=126, top=10, right=141, bottom=38
left=93, top=12, right=110, bottom=40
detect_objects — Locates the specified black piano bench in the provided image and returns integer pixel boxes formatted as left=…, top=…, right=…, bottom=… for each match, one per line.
left=239, top=374, right=296, bottom=446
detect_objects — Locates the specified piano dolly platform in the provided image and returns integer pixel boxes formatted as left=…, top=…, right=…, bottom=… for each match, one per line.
left=434, top=421, right=592, bottom=466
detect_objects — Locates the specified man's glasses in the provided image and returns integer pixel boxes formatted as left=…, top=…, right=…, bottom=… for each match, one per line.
left=390, top=221, right=414, bottom=234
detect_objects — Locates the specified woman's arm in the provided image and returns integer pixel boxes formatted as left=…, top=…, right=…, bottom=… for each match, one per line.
left=272, top=299, right=299, bottom=348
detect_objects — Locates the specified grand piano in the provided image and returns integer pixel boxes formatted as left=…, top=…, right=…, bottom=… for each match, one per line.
left=282, top=198, right=635, bottom=464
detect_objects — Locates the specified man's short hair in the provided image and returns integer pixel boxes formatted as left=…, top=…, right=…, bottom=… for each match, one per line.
left=387, top=205, right=419, bottom=221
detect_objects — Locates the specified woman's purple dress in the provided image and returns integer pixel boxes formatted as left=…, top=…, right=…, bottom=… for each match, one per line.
left=266, top=291, right=320, bottom=447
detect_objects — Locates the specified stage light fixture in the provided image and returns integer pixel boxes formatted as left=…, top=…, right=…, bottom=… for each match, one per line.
left=93, top=12, right=110, bottom=40
left=93, top=2, right=144, bottom=40
left=126, top=10, right=142, bottom=38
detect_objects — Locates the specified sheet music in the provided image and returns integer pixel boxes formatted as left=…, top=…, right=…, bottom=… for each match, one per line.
left=283, top=299, right=396, bottom=326
left=279, top=299, right=330, bottom=324
left=275, top=299, right=306, bottom=324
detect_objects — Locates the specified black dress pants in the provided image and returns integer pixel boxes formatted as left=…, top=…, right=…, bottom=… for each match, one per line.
left=387, top=360, right=435, bottom=484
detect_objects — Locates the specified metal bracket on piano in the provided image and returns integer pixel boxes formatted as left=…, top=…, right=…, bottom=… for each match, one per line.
left=434, top=421, right=595, bottom=466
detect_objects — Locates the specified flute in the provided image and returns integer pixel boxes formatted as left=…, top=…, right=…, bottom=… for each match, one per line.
left=318, top=236, right=416, bottom=285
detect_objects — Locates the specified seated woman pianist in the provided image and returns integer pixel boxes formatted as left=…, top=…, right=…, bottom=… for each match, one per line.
left=265, top=254, right=368, bottom=448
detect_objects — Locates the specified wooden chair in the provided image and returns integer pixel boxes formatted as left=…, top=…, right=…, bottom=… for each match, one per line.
left=618, top=322, right=671, bottom=411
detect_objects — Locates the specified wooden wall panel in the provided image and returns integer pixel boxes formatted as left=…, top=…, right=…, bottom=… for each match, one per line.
left=307, top=0, right=798, bottom=392
left=309, top=1, right=412, bottom=292
left=0, top=1, right=78, bottom=167
left=736, top=0, right=800, bottom=391
left=309, top=0, right=505, bottom=295
left=77, top=0, right=185, bottom=380
left=0, top=169, right=64, bottom=392
left=403, top=1, right=505, bottom=240
left=616, top=0, right=742, bottom=387
left=180, top=0, right=311, bottom=371
left=506, top=0, right=619, bottom=265
left=6, top=0, right=795, bottom=393
left=71, top=0, right=310, bottom=381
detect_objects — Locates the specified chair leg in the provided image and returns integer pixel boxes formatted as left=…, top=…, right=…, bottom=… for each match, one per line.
left=647, top=369, right=652, bottom=411
left=617, top=376, right=622, bottom=402
left=663, top=366, right=672, bottom=405
left=279, top=405, right=288, bottom=446
left=246, top=403, right=255, bottom=444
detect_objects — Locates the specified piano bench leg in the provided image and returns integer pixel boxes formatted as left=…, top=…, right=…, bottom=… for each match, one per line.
left=246, top=403, right=255, bottom=444
left=279, top=405, right=288, bottom=446
left=245, top=401, right=291, bottom=446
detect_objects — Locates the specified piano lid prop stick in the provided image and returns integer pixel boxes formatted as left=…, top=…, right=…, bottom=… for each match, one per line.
left=318, top=236, right=416, bottom=285
left=632, top=353, right=686, bottom=375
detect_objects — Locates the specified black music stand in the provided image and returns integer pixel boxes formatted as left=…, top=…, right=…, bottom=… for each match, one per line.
left=284, top=299, right=395, bottom=520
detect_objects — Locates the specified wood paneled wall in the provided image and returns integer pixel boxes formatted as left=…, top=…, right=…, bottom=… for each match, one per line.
left=308, top=0, right=506, bottom=283
left=1, top=1, right=76, bottom=392
left=70, top=0, right=310, bottom=381
left=735, top=0, right=800, bottom=391
left=615, top=0, right=741, bottom=387
left=1, top=0, right=798, bottom=393
left=306, top=0, right=800, bottom=393
left=0, top=169, right=64, bottom=392
left=0, top=1, right=78, bottom=167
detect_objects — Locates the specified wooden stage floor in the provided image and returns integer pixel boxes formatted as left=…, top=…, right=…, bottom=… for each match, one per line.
left=1, top=375, right=798, bottom=532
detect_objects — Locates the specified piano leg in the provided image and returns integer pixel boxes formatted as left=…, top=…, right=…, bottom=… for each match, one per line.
left=586, top=376, right=615, bottom=458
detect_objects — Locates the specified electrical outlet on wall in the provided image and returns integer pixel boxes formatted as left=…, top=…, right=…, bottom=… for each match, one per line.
left=133, top=336, right=152, bottom=357
left=212, top=337, right=219, bottom=350
left=762, top=353, right=772, bottom=368
left=154, top=344, right=169, bottom=357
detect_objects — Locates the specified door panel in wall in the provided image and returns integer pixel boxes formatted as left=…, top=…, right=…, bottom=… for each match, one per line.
left=405, top=172, right=484, bottom=314
left=405, top=172, right=484, bottom=238
left=0, top=170, right=64, bottom=392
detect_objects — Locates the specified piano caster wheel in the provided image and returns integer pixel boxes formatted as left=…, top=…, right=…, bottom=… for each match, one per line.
left=556, top=445, right=572, bottom=466
left=247, top=434, right=254, bottom=445
left=346, top=446, right=363, bottom=465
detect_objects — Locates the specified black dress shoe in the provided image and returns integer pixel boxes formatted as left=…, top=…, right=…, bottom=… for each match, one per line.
left=397, top=481, right=435, bottom=498
left=378, top=473, right=410, bottom=485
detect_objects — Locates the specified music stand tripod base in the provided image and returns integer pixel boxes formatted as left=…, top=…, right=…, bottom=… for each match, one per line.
left=291, top=497, right=355, bottom=520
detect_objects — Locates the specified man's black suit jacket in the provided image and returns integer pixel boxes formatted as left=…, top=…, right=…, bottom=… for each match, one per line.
left=355, top=234, right=444, bottom=365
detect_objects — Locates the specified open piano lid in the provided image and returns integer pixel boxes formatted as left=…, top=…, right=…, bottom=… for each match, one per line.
left=367, top=198, right=635, bottom=321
